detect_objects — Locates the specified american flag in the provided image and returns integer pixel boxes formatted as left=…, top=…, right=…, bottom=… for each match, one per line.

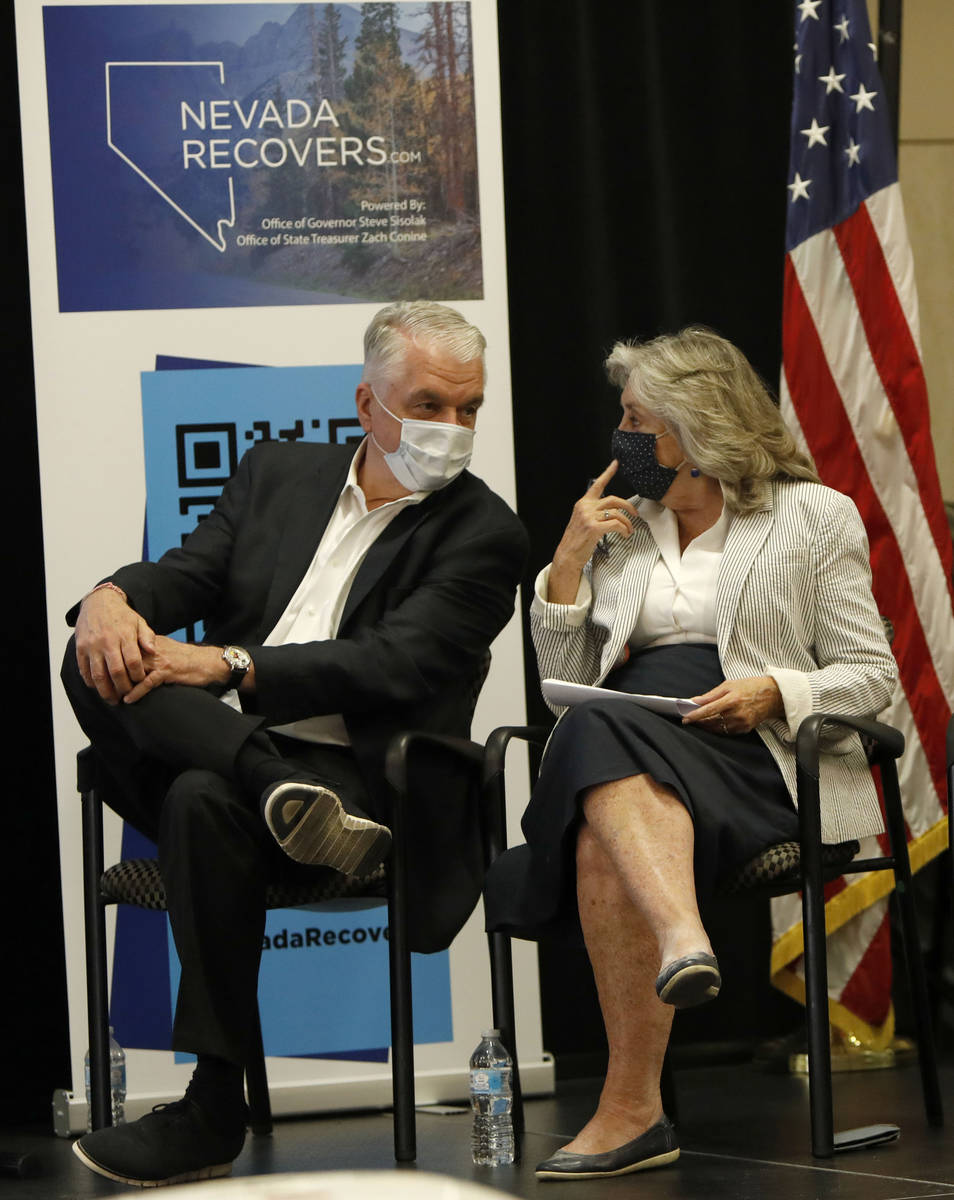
left=773, top=0, right=954, bottom=1046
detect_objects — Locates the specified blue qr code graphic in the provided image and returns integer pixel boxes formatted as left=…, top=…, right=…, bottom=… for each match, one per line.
left=141, top=363, right=366, bottom=639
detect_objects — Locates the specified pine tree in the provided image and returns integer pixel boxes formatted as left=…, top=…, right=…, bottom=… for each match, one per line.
left=318, top=4, right=348, bottom=103
left=417, top=2, right=476, bottom=221
left=346, top=3, right=420, bottom=209
left=262, top=76, right=302, bottom=222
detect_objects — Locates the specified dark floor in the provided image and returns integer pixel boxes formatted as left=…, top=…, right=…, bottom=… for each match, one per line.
left=4, top=1061, right=954, bottom=1198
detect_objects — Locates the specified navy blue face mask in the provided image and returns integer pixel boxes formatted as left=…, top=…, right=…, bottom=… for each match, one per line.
left=611, top=427, right=682, bottom=501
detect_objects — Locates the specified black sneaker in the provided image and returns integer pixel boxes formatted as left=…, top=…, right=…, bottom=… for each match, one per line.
left=72, top=1097, right=246, bottom=1187
left=262, top=781, right=392, bottom=876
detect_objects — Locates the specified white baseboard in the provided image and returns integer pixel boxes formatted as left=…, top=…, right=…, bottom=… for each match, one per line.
left=53, top=1055, right=555, bottom=1136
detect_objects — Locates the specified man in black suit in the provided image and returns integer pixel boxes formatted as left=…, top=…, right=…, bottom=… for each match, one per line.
left=62, top=301, right=527, bottom=1187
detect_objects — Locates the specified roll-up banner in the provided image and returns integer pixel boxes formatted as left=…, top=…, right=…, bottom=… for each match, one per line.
left=16, top=0, right=551, bottom=1130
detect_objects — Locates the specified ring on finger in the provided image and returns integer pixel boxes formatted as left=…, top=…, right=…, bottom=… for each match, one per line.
left=719, top=713, right=728, bottom=733
left=601, top=509, right=612, bottom=521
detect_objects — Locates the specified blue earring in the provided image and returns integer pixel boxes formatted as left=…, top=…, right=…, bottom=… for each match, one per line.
left=690, top=467, right=701, bottom=477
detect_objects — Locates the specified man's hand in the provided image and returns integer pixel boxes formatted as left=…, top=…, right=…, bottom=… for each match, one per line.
left=682, top=675, right=784, bottom=735
left=122, top=636, right=232, bottom=704
left=75, top=586, right=156, bottom=704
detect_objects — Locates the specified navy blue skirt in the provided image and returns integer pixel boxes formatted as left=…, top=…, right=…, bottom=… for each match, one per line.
left=483, top=644, right=799, bottom=941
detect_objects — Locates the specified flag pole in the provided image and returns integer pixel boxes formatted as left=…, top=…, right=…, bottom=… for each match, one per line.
left=878, top=0, right=902, bottom=154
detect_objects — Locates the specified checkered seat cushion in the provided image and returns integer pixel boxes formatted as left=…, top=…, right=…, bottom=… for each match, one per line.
left=100, top=858, right=388, bottom=911
left=720, top=839, right=860, bottom=896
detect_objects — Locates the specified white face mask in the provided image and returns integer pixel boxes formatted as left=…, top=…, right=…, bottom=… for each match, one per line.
left=369, top=386, right=474, bottom=492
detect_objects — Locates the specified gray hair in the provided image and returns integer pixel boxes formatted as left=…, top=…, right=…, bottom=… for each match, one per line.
left=605, top=326, right=820, bottom=513
left=362, top=301, right=486, bottom=385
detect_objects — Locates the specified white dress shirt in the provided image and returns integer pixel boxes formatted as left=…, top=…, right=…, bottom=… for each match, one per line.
left=628, top=500, right=730, bottom=648
left=227, top=440, right=426, bottom=745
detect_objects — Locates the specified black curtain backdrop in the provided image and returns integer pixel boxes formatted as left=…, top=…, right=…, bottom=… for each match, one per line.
left=3, top=2, right=811, bottom=1123
left=496, top=1, right=804, bottom=1070
left=498, top=0, right=794, bottom=613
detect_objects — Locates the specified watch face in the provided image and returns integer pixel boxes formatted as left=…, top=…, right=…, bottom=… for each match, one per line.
left=224, top=646, right=250, bottom=670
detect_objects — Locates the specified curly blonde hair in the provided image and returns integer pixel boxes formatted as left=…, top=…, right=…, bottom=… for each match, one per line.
left=605, top=326, right=819, bottom=513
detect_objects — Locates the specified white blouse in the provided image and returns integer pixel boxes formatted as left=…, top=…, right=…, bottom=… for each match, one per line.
left=629, top=500, right=731, bottom=648
left=532, top=501, right=731, bottom=648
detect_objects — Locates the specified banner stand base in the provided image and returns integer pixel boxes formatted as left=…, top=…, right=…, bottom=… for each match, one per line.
left=52, top=1055, right=555, bottom=1137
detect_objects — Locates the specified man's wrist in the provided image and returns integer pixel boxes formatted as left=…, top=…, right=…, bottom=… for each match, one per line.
left=221, top=645, right=252, bottom=691
left=84, top=581, right=128, bottom=605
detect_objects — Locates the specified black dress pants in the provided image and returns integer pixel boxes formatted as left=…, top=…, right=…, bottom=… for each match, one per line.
left=61, top=640, right=374, bottom=1067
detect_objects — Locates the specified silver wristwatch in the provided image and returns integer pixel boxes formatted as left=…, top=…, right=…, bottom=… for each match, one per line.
left=221, top=645, right=252, bottom=690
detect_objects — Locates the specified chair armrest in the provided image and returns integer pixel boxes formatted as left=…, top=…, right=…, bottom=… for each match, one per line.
left=480, top=725, right=550, bottom=863
left=795, top=712, right=904, bottom=856
left=796, top=712, right=904, bottom=780
left=77, top=743, right=98, bottom=794
left=383, top=731, right=486, bottom=859
left=384, top=731, right=485, bottom=803
left=482, top=725, right=550, bottom=789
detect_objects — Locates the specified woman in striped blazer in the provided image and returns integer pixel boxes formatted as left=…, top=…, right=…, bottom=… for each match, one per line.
left=485, top=327, right=897, bottom=1181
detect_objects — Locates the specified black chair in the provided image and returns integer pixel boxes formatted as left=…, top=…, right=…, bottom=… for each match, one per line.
left=923, top=715, right=954, bottom=1036
left=483, top=711, right=944, bottom=1158
left=79, top=665, right=521, bottom=1163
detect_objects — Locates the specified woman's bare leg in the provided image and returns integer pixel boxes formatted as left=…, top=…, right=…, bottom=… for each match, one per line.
left=560, top=822, right=673, bottom=1154
left=559, top=773, right=709, bottom=1154
left=582, top=772, right=710, bottom=966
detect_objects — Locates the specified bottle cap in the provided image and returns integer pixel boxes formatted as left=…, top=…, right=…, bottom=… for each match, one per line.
left=482, top=1029, right=501, bottom=1038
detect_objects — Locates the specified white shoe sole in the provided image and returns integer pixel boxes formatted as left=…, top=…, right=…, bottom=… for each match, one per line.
left=72, top=1139, right=233, bottom=1188
left=263, top=782, right=391, bottom=876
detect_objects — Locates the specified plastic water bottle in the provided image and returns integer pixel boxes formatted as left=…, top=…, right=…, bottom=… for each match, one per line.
left=84, top=1027, right=126, bottom=1131
left=470, top=1029, right=514, bottom=1165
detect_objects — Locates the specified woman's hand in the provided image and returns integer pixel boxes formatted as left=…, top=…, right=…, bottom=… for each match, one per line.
left=682, top=675, right=784, bottom=735
left=548, top=461, right=641, bottom=604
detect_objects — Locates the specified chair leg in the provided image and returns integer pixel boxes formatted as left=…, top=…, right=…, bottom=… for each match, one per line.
left=81, top=780, right=112, bottom=1131
left=798, top=818, right=835, bottom=1158
left=926, top=854, right=951, bottom=1024
left=388, top=887, right=416, bottom=1161
left=244, top=1004, right=272, bottom=1137
left=488, top=930, right=523, bottom=1137
left=881, top=771, right=944, bottom=1128
left=795, top=715, right=925, bottom=1151
left=380, top=739, right=418, bottom=1161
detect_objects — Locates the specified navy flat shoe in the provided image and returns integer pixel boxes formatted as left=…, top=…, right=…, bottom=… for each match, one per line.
left=655, top=952, right=721, bottom=1008
left=535, top=1115, right=679, bottom=1180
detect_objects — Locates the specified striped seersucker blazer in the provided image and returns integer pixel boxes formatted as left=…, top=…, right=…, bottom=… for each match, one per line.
left=530, top=478, right=898, bottom=844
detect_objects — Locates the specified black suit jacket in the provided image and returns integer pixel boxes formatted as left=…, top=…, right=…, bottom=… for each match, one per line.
left=97, top=441, right=528, bottom=951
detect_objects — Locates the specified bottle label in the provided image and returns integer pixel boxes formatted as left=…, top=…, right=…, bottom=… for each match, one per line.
left=470, top=1068, right=504, bottom=1094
